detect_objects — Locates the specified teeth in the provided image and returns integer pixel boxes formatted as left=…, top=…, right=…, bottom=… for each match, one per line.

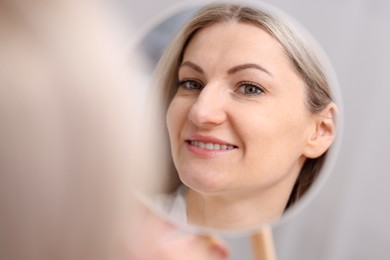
left=206, top=143, right=214, bottom=149
left=190, top=141, right=235, bottom=150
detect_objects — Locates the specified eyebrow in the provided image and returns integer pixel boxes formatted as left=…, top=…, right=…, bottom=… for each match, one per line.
left=228, top=63, right=272, bottom=77
left=180, top=61, right=204, bottom=73
left=180, top=61, right=272, bottom=77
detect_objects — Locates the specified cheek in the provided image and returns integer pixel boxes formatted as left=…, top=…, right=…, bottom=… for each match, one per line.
left=166, top=101, right=177, bottom=139
left=166, top=98, right=188, bottom=142
left=236, top=105, right=311, bottom=158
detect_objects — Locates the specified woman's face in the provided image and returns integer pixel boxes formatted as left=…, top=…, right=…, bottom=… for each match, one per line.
left=166, top=22, right=317, bottom=196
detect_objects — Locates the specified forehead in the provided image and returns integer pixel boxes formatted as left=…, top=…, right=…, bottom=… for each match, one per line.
left=182, top=21, right=291, bottom=72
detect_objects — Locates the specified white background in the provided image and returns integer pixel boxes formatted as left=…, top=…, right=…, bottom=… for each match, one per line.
left=122, top=0, right=390, bottom=259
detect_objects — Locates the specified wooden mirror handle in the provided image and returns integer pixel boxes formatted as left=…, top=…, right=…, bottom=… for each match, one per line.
left=251, top=226, right=277, bottom=260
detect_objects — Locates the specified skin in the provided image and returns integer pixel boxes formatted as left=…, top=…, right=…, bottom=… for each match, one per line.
left=166, top=21, right=325, bottom=229
left=127, top=201, right=229, bottom=260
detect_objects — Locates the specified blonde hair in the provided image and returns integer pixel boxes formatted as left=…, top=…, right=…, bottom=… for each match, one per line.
left=154, top=2, right=335, bottom=208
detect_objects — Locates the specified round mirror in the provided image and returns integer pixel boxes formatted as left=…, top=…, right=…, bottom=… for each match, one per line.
left=131, top=0, right=343, bottom=235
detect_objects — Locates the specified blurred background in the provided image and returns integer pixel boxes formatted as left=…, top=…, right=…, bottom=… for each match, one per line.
left=121, top=0, right=390, bottom=259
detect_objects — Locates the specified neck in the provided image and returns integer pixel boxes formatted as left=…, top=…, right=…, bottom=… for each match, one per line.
left=186, top=177, right=297, bottom=230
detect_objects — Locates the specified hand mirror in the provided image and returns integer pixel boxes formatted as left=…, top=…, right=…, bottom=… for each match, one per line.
left=130, top=0, right=342, bottom=257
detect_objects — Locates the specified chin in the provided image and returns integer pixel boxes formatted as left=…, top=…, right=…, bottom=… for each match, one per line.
left=179, top=172, right=226, bottom=194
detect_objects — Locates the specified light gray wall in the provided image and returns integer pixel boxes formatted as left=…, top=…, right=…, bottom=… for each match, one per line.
left=123, top=0, right=390, bottom=259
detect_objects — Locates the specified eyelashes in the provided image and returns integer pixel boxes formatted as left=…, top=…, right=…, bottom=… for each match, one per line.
left=177, top=79, right=266, bottom=97
left=177, top=79, right=204, bottom=90
left=238, top=81, right=265, bottom=96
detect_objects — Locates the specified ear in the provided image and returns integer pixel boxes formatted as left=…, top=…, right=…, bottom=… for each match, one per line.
left=303, top=103, right=337, bottom=159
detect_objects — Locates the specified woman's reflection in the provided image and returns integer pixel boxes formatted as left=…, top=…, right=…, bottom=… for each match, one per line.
left=153, top=2, right=338, bottom=230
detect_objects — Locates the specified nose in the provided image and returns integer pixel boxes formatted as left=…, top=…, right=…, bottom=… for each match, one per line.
left=188, top=83, right=227, bottom=128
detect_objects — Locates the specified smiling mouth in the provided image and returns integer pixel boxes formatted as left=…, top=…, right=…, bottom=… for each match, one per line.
left=187, top=140, right=237, bottom=151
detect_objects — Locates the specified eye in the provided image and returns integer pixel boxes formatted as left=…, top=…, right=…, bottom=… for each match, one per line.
left=238, top=82, right=264, bottom=96
left=178, top=79, right=204, bottom=90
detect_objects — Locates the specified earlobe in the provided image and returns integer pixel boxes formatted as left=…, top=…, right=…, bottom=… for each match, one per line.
left=303, top=103, right=337, bottom=159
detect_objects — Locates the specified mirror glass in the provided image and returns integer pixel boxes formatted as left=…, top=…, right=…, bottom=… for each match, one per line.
left=131, top=0, right=342, bottom=234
